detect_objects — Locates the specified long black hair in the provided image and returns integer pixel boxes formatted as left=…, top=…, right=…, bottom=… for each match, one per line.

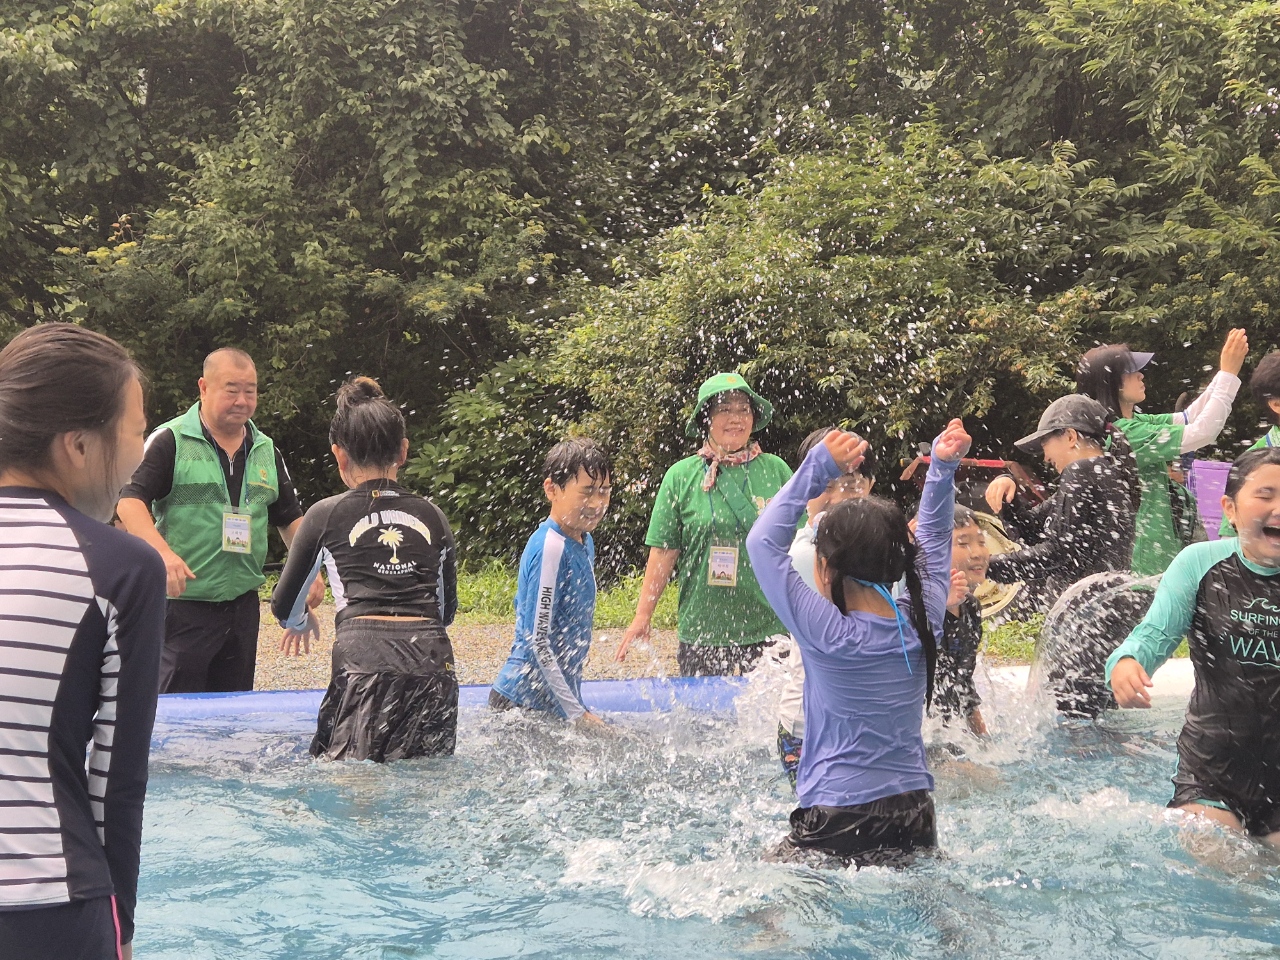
left=814, top=496, right=937, bottom=708
left=1077, top=344, right=1137, bottom=418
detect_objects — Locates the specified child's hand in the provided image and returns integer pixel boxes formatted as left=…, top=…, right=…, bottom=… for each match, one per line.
left=985, top=476, right=1017, bottom=513
left=1220, top=328, right=1249, bottom=377
left=946, top=569, right=969, bottom=610
left=574, top=712, right=615, bottom=737
left=1110, top=657, right=1153, bottom=708
left=822, top=430, right=869, bottom=474
left=933, top=419, right=972, bottom=463
left=279, top=611, right=320, bottom=657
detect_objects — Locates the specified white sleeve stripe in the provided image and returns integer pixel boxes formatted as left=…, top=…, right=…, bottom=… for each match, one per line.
left=529, top=531, right=586, bottom=721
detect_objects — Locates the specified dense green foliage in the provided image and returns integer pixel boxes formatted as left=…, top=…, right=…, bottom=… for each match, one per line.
left=5, top=0, right=1280, bottom=570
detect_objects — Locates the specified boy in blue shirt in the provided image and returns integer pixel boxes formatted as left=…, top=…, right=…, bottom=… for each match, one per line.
left=490, top=439, right=612, bottom=732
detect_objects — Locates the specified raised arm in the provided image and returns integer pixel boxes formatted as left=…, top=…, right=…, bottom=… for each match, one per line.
left=912, top=426, right=966, bottom=628
left=746, top=432, right=865, bottom=650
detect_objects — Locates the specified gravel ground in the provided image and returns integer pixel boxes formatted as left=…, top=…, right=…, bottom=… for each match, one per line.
left=253, top=602, right=679, bottom=690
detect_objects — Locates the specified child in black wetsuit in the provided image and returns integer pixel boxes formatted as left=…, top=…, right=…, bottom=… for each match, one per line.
left=936, top=506, right=989, bottom=736
left=272, top=378, right=459, bottom=762
left=1110, top=447, right=1280, bottom=846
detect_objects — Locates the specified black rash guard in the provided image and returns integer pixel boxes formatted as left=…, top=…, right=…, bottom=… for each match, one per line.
left=988, top=455, right=1135, bottom=606
left=1108, top=539, right=1280, bottom=831
left=935, top=594, right=982, bottom=723
left=271, top=480, right=457, bottom=630
left=0, top=487, right=166, bottom=945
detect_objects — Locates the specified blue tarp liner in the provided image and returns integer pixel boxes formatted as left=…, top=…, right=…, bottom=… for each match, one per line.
left=156, top=676, right=747, bottom=721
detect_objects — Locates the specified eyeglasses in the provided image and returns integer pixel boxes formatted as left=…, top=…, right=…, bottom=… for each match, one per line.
left=710, top=403, right=754, bottom=419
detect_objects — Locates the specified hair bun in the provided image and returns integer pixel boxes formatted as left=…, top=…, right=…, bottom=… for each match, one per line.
left=336, top=376, right=384, bottom=409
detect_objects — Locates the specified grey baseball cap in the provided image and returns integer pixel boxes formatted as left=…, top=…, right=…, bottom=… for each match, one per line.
left=1015, top=395, right=1110, bottom=451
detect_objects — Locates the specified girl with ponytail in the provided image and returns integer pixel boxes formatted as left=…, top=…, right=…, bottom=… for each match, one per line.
left=271, top=377, right=460, bottom=762
left=747, top=420, right=971, bottom=867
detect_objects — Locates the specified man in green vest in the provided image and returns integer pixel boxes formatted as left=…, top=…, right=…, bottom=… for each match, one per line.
left=117, top=348, right=310, bottom=693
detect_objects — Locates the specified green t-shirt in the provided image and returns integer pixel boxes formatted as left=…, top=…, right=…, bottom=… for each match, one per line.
left=1116, top=413, right=1185, bottom=577
left=645, top=452, right=793, bottom=647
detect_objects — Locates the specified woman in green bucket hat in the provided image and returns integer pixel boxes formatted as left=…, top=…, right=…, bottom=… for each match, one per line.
left=615, top=373, right=793, bottom=676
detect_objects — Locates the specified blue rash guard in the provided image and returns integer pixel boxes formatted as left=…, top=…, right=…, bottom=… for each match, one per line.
left=492, top=518, right=597, bottom=721
left=747, top=444, right=956, bottom=809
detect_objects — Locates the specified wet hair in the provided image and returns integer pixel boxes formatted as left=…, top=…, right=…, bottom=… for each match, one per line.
left=1224, top=447, right=1280, bottom=499
left=1076, top=344, right=1138, bottom=419
left=814, top=496, right=937, bottom=708
left=0, top=324, right=142, bottom=479
left=202, top=346, right=255, bottom=377
left=953, top=504, right=979, bottom=530
left=1250, top=352, right=1280, bottom=426
left=544, top=437, right=611, bottom=488
left=796, top=425, right=876, bottom=478
left=328, top=377, right=405, bottom=468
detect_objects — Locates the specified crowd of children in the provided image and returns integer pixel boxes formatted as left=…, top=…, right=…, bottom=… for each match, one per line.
left=7, top=322, right=1280, bottom=956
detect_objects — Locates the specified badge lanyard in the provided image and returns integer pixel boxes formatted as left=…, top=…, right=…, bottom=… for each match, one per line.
left=220, top=431, right=253, bottom=555
left=705, top=467, right=755, bottom=588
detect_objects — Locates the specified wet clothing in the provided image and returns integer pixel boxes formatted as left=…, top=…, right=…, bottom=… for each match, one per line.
left=773, top=790, right=936, bottom=869
left=645, top=452, right=792, bottom=661
left=1170, top=777, right=1280, bottom=836
left=271, top=480, right=459, bottom=763
left=747, top=443, right=955, bottom=812
left=491, top=519, right=597, bottom=721
left=310, top=619, right=457, bottom=761
left=1115, top=371, right=1240, bottom=576
left=1034, top=572, right=1157, bottom=719
left=1107, top=539, right=1280, bottom=830
left=271, top=480, right=457, bottom=630
left=676, top=640, right=767, bottom=677
left=987, top=455, right=1135, bottom=613
left=776, top=524, right=819, bottom=740
left=0, top=895, right=122, bottom=960
left=0, top=488, right=166, bottom=948
left=935, top=594, right=982, bottom=724
left=778, top=724, right=803, bottom=789
left=159, top=589, right=259, bottom=693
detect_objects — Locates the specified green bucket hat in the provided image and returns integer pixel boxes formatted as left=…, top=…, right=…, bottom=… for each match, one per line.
left=684, top=372, right=774, bottom=438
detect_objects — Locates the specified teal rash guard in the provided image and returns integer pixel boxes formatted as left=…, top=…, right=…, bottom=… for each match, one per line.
left=1107, top=539, right=1280, bottom=828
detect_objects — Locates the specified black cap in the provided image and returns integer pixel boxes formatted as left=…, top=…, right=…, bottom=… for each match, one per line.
left=1015, top=395, right=1109, bottom=451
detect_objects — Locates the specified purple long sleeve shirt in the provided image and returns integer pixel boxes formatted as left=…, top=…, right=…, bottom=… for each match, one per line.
left=746, top=443, right=957, bottom=808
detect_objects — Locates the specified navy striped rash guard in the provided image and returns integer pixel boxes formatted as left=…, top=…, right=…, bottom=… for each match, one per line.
left=0, top=487, right=166, bottom=944
left=491, top=518, right=597, bottom=722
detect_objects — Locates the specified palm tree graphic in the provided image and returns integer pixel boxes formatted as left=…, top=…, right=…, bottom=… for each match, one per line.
left=377, top=526, right=405, bottom=564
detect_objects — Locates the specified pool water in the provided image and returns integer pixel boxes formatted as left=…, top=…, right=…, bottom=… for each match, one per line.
left=136, top=673, right=1280, bottom=959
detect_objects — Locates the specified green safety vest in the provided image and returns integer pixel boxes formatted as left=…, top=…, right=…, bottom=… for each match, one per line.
left=151, top=402, right=279, bottom=603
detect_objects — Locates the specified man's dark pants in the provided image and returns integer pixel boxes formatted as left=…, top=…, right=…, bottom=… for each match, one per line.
left=159, top=590, right=260, bottom=693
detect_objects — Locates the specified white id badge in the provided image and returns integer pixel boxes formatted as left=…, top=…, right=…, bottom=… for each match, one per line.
left=707, top=545, right=739, bottom=587
left=222, top=511, right=252, bottom=554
